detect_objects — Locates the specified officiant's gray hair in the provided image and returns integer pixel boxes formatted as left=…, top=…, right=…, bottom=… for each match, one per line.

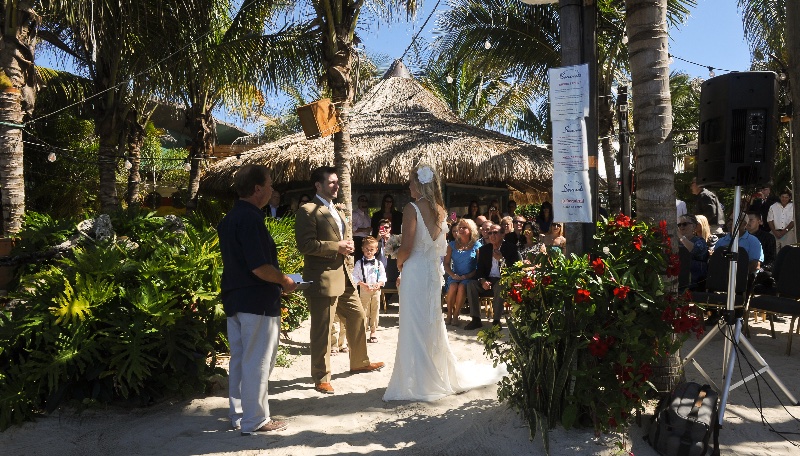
left=411, top=163, right=445, bottom=222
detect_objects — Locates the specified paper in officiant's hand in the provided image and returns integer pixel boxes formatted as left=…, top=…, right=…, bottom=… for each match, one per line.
left=287, top=274, right=312, bottom=291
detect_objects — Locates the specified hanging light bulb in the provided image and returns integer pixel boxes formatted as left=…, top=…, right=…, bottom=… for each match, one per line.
left=124, top=159, right=133, bottom=170
left=484, top=40, right=492, bottom=50
left=708, top=67, right=715, bottom=78
left=668, top=55, right=674, bottom=65
left=184, top=161, right=192, bottom=172
left=621, top=35, right=628, bottom=45
left=779, top=73, right=788, bottom=82
left=47, top=152, right=57, bottom=162
left=446, top=75, right=454, bottom=84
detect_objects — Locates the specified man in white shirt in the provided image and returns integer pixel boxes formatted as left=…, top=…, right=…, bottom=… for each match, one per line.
left=767, top=188, right=796, bottom=253
left=676, top=199, right=687, bottom=223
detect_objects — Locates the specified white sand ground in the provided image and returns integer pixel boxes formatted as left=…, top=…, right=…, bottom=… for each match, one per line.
left=2, top=301, right=800, bottom=456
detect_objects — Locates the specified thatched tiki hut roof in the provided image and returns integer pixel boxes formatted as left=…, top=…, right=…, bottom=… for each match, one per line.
left=200, top=60, right=552, bottom=198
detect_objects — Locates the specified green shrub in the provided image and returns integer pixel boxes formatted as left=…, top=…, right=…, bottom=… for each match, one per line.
left=480, top=214, right=701, bottom=451
left=0, top=211, right=309, bottom=430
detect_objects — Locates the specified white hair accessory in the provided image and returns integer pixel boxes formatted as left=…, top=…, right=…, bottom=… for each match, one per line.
left=417, top=166, right=434, bottom=184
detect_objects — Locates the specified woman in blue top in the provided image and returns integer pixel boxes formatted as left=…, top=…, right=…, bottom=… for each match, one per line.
left=443, top=218, right=479, bottom=326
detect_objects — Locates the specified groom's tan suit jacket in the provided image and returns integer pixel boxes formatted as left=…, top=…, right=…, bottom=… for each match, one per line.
left=295, top=199, right=353, bottom=295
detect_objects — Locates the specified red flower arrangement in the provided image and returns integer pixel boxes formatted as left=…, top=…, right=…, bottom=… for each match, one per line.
left=574, top=288, right=591, bottom=303
left=590, top=257, right=605, bottom=276
left=613, top=285, right=630, bottom=300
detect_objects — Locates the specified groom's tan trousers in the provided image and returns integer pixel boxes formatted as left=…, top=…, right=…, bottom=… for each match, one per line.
left=308, top=284, right=370, bottom=384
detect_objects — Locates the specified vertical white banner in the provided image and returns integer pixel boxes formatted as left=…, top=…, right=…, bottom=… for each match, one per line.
left=548, top=64, right=590, bottom=121
left=552, top=118, right=588, bottom=172
left=553, top=171, right=592, bottom=223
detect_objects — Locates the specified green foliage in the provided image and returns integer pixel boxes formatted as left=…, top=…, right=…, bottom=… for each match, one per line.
left=266, top=216, right=309, bottom=336
left=0, top=213, right=225, bottom=430
left=23, top=113, right=100, bottom=217
left=480, top=214, right=701, bottom=449
left=0, top=210, right=311, bottom=430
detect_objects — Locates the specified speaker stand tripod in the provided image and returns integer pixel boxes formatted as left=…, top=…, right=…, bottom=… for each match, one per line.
left=681, top=186, right=799, bottom=429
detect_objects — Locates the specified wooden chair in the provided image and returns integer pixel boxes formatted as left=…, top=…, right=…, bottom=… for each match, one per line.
left=748, top=245, right=800, bottom=355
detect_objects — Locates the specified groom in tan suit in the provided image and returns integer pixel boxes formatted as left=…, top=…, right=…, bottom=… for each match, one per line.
left=295, top=166, right=384, bottom=394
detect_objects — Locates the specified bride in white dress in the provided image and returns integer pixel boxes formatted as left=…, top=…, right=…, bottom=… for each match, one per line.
left=383, top=163, right=506, bottom=402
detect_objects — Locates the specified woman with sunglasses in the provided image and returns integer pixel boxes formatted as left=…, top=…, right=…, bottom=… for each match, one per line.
left=540, top=222, right=566, bottom=254
left=677, top=214, right=708, bottom=291
left=443, top=218, right=480, bottom=326
left=371, top=193, right=403, bottom=236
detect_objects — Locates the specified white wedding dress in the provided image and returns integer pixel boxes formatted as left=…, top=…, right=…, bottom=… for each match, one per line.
left=383, top=202, right=506, bottom=402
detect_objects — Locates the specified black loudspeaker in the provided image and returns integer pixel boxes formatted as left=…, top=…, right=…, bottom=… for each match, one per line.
left=697, top=72, right=778, bottom=186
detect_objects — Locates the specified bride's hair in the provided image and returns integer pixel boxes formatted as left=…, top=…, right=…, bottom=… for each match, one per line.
left=411, top=162, right=445, bottom=223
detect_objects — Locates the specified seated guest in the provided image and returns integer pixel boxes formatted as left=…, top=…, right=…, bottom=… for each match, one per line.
left=371, top=194, right=402, bottom=236
left=463, top=200, right=480, bottom=220
left=519, top=222, right=543, bottom=260
left=477, top=220, right=492, bottom=247
left=694, top=214, right=718, bottom=252
left=443, top=218, right=480, bottom=327
left=712, top=213, right=763, bottom=274
left=746, top=212, right=775, bottom=269
left=474, top=215, right=488, bottom=228
left=500, top=216, right=517, bottom=246
left=536, top=201, right=554, bottom=234
left=446, top=220, right=458, bottom=243
left=676, top=214, right=708, bottom=292
left=541, top=222, right=566, bottom=254
left=298, top=193, right=311, bottom=207
left=464, top=224, right=517, bottom=330
left=513, top=214, right=528, bottom=248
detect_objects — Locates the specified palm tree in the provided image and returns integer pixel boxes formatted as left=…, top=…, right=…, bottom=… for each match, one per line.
left=296, top=0, right=419, bottom=216
left=624, top=0, right=676, bottom=229
left=157, top=0, right=319, bottom=211
left=0, top=1, right=40, bottom=234
left=38, top=0, right=169, bottom=213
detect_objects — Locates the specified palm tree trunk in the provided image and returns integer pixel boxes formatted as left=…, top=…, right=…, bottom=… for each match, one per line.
left=626, top=0, right=681, bottom=393
left=185, top=106, right=215, bottom=213
left=96, top=113, right=121, bottom=213
left=125, top=120, right=144, bottom=206
left=625, top=0, right=675, bottom=232
left=0, top=1, right=38, bottom=235
left=325, top=29, right=355, bottom=225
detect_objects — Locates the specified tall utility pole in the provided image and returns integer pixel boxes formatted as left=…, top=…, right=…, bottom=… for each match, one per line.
left=617, top=85, right=631, bottom=216
left=560, top=0, right=598, bottom=255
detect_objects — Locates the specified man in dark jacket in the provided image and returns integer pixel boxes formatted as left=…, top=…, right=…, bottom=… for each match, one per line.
left=691, top=177, right=724, bottom=233
left=464, top=224, right=521, bottom=330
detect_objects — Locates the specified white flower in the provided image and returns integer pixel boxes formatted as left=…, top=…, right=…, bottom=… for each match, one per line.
left=417, top=166, right=434, bottom=184
left=602, top=246, right=610, bottom=255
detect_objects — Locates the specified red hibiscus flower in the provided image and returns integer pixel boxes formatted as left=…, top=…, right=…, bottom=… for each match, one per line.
left=632, top=235, right=643, bottom=251
left=574, top=288, right=591, bottom=303
left=613, top=286, right=630, bottom=300
left=591, top=257, right=605, bottom=275
left=509, top=288, right=523, bottom=303
left=588, top=333, right=610, bottom=358
left=613, top=213, right=632, bottom=228
left=666, top=254, right=681, bottom=277
left=521, top=277, right=534, bottom=290
left=541, top=275, right=553, bottom=286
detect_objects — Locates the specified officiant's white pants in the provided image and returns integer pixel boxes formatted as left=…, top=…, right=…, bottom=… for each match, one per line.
left=227, top=313, right=279, bottom=433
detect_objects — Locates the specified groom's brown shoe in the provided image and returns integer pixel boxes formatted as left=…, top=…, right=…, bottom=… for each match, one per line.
left=349, top=362, right=385, bottom=374
left=315, top=382, right=334, bottom=394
